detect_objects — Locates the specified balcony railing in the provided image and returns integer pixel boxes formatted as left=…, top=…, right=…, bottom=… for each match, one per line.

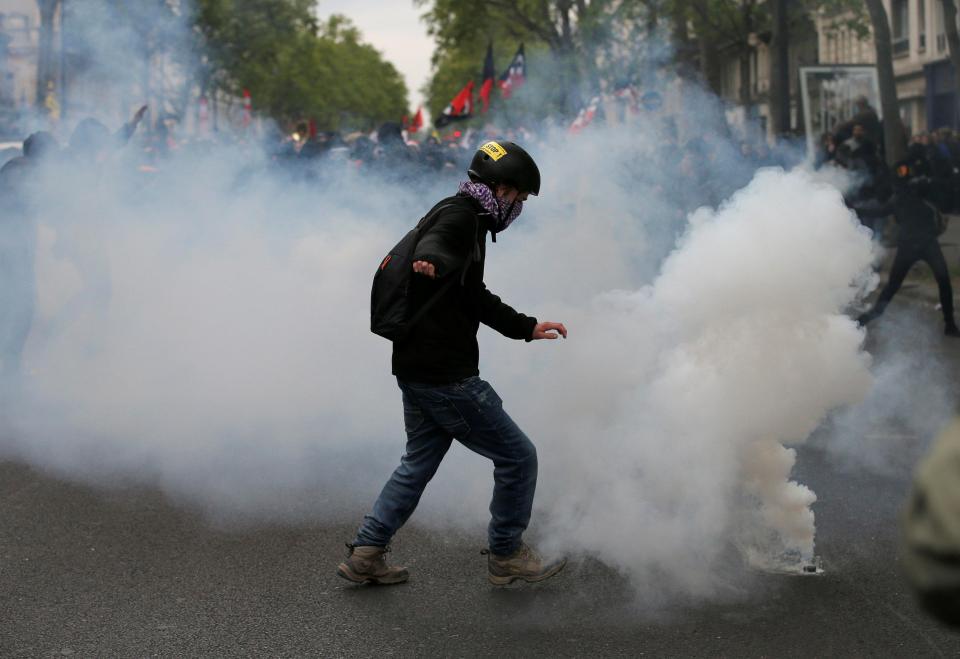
left=892, top=37, right=910, bottom=56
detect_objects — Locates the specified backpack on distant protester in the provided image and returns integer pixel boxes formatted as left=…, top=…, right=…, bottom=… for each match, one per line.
left=922, top=200, right=949, bottom=236
left=370, top=202, right=475, bottom=341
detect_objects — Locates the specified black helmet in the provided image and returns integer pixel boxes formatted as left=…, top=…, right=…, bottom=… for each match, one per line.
left=468, top=140, right=541, bottom=195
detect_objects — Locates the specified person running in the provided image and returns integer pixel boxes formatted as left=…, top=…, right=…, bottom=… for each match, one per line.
left=338, top=141, right=568, bottom=586
left=856, top=160, right=960, bottom=336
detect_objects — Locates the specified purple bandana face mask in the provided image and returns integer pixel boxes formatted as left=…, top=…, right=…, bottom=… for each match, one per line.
left=458, top=180, right=524, bottom=233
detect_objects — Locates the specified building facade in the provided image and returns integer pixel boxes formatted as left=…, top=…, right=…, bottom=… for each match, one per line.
left=710, top=1, right=959, bottom=140
left=0, top=0, right=196, bottom=138
left=0, top=0, right=47, bottom=110
left=816, top=0, right=958, bottom=134
left=714, top=10, right=821, bottom=141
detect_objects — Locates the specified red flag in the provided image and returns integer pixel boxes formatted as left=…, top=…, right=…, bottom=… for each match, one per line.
left=435, top=80, right=474, bottom=128
left=480, top=42, right=495, bottom=113
left=404, top=107, right=424, bottom=133
left=498, top=44, right=526, bottom=99
left=569, top=95, right=601, bottom=134
left=410, top=107, right=424, bottom=133
left=242, top=89, right=252, bottom=127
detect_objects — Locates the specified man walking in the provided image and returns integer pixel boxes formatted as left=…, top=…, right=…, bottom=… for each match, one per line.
left=339, top=141, right=568, bottom=586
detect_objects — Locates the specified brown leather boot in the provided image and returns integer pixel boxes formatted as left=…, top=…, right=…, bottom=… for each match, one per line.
left=484, top=543, right=566, bottom=585
left=337, top=544, right=409, bottom=585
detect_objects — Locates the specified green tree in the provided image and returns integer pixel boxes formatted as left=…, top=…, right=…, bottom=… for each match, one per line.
left=191, top=1, right=408, bottom=128
left=192, top=0, right=318, bottom=104
left=265, top=16, right=409, bottom=129
left=417, top=0, right=627, bottom=119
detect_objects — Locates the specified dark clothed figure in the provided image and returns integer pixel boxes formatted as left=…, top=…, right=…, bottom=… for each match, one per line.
left=927, top=134, right=959, bottom=212
left=834, top=100, right=883, bottom=153
left=856, top=185, right=959, bottom=335
left=361, top=193, right=539, bottom=554
left=341, top=141, right=567, bottom=588
left=842, top=135, right=881, bottom=177
left=0, top=131, right=58, bottom=376
left=354, top=376, right=538, bottom=555
left=392, top=194, right=536, bottom=383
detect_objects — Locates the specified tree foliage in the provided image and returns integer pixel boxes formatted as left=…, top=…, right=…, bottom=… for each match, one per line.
left=416, top=0, right=628, bottom=119
left=192, top=0, right=408, bottom=128
left=417, top=0, right=874, bottom=124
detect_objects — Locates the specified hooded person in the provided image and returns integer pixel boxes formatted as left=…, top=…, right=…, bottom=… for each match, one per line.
left=338, top=141, right=569, bottom=586
left=855, top=160, right=959, bottom=336
left=0, top=131, right=60, bottom=378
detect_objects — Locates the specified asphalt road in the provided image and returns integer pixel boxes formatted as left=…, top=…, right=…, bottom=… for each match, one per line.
left=2, top=301, right=960, bottom=657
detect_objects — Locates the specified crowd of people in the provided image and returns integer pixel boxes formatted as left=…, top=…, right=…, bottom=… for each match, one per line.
left=814, top=97, right=960, bottom=336
left=2, top=99, right=960, bottom=623
left=819, top=97, right=960, bottom=214
left=2, top=100, right=959, bottom=355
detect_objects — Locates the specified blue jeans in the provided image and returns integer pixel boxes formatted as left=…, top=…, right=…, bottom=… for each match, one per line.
left=354, top=376, right=538, bottom=555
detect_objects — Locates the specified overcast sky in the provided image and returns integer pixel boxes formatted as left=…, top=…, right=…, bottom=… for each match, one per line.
left=315, top=1, right=434, bottom=116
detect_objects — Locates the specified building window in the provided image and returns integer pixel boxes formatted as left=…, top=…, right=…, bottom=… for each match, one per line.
left=892, top=0, right=910, bottom=55
left=918, top=0, right=927, bottom=51
left=1, top=12, right=29, bottom=33
left=936, top=1, right=947, bottom=52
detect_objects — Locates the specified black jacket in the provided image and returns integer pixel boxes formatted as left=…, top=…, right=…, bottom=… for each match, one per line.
left=392, top=193, right=537, bottom=383
left=856, top=190, right=941, bottom=246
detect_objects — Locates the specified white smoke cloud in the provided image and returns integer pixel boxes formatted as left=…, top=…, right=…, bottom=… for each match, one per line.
left=4, top=127, right=879, bottom=601
left=0, top=3, right=891, bottom=599
left=473, top=167, right=877, bottom=595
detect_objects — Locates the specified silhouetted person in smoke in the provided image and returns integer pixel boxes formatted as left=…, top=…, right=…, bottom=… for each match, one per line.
left=338, top=141, right=568, bottom=587
left=56, top=108, right=148, bottom=329
left=0, top=131, right=59, bottom=377
left=841, top=124, right=881, bottom=178
left=855, top=160, right=959, bottom=336
left=834, top=96, right=883, bottom=155
left=66, top=105, right=148, bottom=164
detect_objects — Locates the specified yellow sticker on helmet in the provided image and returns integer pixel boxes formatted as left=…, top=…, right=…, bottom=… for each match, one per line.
left=479, top=141, right=508, bottom=161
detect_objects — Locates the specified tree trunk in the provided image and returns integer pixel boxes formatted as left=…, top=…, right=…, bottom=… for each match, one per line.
left=942, top=0, right=960, bottom=126
left=770, top=0, right=791, bottom=135
left=865, top=0, right=907, bottom=164
left=691, top=0, right=722, bottom=94
left=739, top=48, right=752, bottom=110
left=35, top=0, right=59, bottom=110
left=670, top=0, right=695, bottom=76
left=644, top=0, right=660, bottom=36
left=697, top=32, right=722, bottom=94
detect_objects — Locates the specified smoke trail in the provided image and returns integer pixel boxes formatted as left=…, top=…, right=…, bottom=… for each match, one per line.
left=469, top=167, right=875, bottom=595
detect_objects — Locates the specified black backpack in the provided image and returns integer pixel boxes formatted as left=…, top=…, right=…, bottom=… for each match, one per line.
left=370, top=201, right=474, bottom=341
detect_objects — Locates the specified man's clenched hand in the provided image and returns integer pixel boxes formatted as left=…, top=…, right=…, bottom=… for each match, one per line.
left=532, top=322, right=568, bottom=340
left=412, top=260, right=437, bottom=278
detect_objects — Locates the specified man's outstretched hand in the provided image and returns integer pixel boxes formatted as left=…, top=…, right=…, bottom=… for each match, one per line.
left=532, top=322, right=568, bottom=340
left=413, top=260, right=567, bottom=341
